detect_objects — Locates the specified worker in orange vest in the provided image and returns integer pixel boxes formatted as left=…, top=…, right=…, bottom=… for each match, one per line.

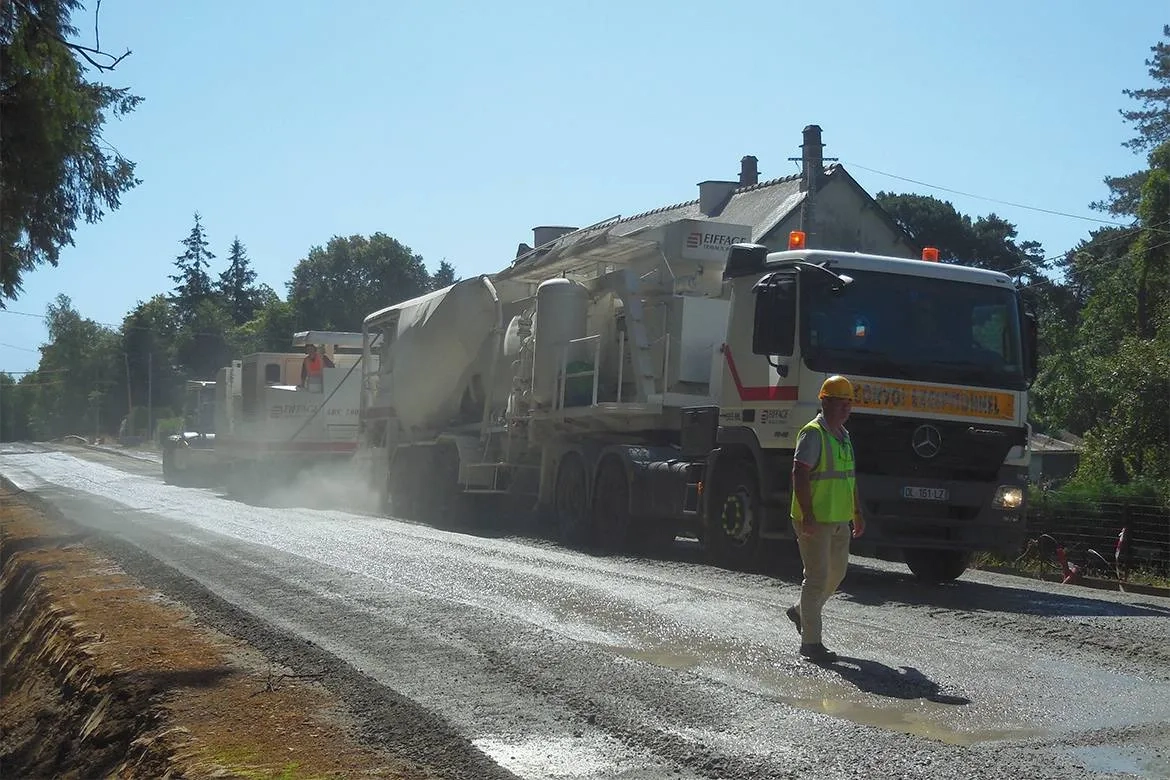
left=300, top=344, right=334, bottom=392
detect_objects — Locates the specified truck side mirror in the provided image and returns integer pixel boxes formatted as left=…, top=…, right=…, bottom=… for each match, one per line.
left=725, top=243, right=769, bottom=279
left=752, top=271, right=796, bottom=357
left=1024, top=311, right=1039, bottom=383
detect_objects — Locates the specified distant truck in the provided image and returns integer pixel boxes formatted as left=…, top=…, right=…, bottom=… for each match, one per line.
left=161, top=379, right=220, bottom=485
left=356, top=221, right=1036, bottom=582
left=161, top=331, right=372, bottom=495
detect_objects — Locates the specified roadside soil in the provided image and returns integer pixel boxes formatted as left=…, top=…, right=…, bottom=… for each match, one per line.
left=0, top=485, right=434, bottom=779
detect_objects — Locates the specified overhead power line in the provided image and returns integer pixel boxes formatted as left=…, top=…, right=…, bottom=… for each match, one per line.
left=845, top=160, right=1170, bottom=237
left=0, top=341, right=39, bottom=353
left=0, top=307, right=268, bottom=342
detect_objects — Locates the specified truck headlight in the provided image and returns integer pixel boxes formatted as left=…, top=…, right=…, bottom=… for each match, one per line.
left=993, top=485, right=1024, bottom=510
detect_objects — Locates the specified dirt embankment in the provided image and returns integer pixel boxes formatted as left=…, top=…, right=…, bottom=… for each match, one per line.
left=0, top=486, right=433, bottom=779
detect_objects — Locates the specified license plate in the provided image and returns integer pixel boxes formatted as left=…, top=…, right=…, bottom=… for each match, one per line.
left=902, top=486, right=949, bottom=501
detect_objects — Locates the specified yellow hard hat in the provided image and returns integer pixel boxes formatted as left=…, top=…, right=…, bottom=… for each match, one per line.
left=818, top=375, right=854, bottom=401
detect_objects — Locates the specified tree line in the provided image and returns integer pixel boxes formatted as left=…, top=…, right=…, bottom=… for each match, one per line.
left=877, top=26, right=1169, bottom=501
left=0, top=215, right=457, bottom=441
left=1, top=4, right=1166, bottom=501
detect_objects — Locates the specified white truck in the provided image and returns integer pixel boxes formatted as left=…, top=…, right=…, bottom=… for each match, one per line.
left=162, top=331, right=372, bottom=495
left=357, top=222, right=1037, bottom=582
left=161, top=379, right=221, bottom=485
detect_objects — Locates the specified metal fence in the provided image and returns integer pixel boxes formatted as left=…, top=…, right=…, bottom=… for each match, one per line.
left=1025, top=494, right=1170, bottom=579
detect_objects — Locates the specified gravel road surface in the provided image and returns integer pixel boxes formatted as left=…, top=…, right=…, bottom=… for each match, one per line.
left=3, top=443, right=1168, bottom=779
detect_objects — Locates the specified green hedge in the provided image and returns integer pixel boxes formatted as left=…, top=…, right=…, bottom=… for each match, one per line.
left=154, top=417, right=183, bottom=445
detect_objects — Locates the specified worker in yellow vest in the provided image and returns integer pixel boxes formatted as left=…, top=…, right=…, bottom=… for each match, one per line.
left=786, top=375, right=865, bottom=663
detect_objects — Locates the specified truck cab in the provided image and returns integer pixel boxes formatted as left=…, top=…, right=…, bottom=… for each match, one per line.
left=702, top=237, right=1037, bottom=581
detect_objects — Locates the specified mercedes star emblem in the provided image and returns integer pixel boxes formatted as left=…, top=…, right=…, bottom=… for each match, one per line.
left=912, top=424, right=942, bottom=459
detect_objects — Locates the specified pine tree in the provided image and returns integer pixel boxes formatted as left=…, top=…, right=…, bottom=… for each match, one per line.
left=1095, top=26, right=1170, bottom=216
left=217, top=237, right=259, bottom=325
left=1, top=0, right=142, bottom=304
left=430, top=259, right=459, bottom=291
left=169, top=212, right=215, bottom=323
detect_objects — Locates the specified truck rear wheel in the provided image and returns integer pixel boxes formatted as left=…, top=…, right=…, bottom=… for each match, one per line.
left=904, top=549, right=972, bottom=584
left=387, top=449, right=418, bottom=519
left=593, top=457, right=677, bottom=555
left=430, top=442, right=469, bottom=528
left=593, top=457, right=632, bottom=551
left=555, top=452, right=592, bottom=547
left=707, top=459, right=763, bottom=571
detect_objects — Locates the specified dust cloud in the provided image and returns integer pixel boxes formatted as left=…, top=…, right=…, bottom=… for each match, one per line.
left=247, top=457, right=383, bottom=515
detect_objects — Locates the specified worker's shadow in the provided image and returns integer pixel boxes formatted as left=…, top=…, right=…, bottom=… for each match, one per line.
left=822, top=656, right=971, bottom=706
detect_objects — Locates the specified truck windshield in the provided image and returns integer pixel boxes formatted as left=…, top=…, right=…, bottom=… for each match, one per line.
left=801, top=269, right=1026, bottom=390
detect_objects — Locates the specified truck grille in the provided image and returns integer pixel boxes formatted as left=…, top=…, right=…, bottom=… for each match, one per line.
left=847, top=413, right=1024, bottom=483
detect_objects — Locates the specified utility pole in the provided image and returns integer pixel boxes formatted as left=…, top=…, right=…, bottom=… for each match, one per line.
left=124, top=352, right=133, bottom=437
left=147, top=351, right=153, bottom=443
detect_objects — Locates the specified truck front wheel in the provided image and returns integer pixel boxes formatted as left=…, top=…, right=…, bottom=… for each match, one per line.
left=707, top=460, right=763, bottom=571
left=903, top=549, right=972, bottom=584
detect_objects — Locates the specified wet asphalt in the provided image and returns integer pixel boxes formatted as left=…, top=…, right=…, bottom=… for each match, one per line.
left=2, top=443, right=1169, bottom=779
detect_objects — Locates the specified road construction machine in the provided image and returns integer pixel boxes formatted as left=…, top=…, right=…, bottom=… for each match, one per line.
left=160, top=331, right=372, bottom=495
left=161, top=379, right=221, bottom=485
left=357, top=222, right=1036, bottom=582
left=213, top=331, right=370, bottom=496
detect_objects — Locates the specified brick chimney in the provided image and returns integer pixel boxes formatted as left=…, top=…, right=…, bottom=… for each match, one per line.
left=800, top=125, right=824, bottom=192
left=698, top=180, right=737, bottom=216
left=739, top=155, right=759, bottom=187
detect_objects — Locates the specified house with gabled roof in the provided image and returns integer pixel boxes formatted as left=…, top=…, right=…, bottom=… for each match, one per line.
left=508, top=125, right=919, bottom=274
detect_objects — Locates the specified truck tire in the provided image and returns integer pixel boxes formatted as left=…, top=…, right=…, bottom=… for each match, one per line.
left=388, top=448, right=421, bottom=520
left=593, top=456, right=632, bottom=551
left=707, top=459, right=763, bottom=571
left=593, top=457, right=676, bottom=555
left=162, top=440, right=188, bottom=486
left=430, top=442, right=469, bottom=529
left=555, top=452, right=593, bottom=547
left=903, top=549, right=972, bottom=584
left=162, top=442, right=177, bottom=484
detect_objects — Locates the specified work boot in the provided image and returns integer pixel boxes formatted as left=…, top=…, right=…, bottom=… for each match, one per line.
left=785, top=605, right=802, bottom=635
left=799, top=643, right=839, bottom=663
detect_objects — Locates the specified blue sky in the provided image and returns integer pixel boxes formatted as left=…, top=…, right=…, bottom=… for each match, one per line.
left=1, top=0, right=1165, bottom=374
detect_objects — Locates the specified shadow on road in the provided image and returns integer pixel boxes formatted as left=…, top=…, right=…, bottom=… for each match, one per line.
left=837, top=564, right=1170, bottom=619
left=387, top=505, right=1170, bottom=621
left=824, top=656, right=971, bottom=705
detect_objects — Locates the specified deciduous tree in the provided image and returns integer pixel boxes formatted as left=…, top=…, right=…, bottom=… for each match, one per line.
left=286, top=233, right=432, bottom=332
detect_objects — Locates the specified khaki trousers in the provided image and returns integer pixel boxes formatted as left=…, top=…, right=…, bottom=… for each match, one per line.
left=793, top=521, right=852, bottom=645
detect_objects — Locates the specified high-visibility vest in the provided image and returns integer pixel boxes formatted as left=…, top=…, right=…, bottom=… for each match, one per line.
left=305, top=354, right=324, bottom=377
left=790, top=418, right=856, bottom=524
